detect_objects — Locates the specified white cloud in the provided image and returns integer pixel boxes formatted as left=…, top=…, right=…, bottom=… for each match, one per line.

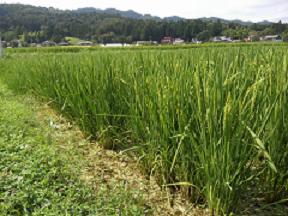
left=2, top=0, right=288, bottom=23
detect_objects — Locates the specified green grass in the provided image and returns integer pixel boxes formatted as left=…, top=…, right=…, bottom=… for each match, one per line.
left=65, top=37, right=84, bottom=45
left=0, top=84, right=154, bottom=216
left=1, top=46, right=288, bottom=215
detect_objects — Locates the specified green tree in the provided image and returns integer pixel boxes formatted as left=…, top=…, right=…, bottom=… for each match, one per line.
left=197, top=30, right=210, bottom=42
left=183, top=26, right=191, bottom=40
left=210, top=19, right=222, bottom=36
left=283, top=33, right=288, bottom=42
left=252, top=35, right=260, bottom=42
left=4, top=32, right=14, bottom=41
left=14, top=25, right=21, bottom=39
left=51, top=34, right=62, bottom=43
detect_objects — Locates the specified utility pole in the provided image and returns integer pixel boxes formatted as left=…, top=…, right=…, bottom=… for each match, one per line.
left=0, top=34, right=4, bottom=58
left=150, top=36, right=151, bottom=46
left=251, top=31, right=252, bottom=42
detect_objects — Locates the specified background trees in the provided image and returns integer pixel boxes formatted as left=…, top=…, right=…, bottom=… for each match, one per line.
left=0, top=4, right=287, bottom=44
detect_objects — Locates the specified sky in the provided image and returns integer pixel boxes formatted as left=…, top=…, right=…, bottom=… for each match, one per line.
left=2, top=0, right=288, bottom=23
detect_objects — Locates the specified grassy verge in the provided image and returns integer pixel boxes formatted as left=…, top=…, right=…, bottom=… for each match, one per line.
left=0, top=84, right=154, bottom=216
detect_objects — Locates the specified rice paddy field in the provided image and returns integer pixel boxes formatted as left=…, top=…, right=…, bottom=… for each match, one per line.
left=1, top=45, right=288, bottom=215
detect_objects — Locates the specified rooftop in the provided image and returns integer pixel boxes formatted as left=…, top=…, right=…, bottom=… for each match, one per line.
left=265, top=35, right=280, bottom=38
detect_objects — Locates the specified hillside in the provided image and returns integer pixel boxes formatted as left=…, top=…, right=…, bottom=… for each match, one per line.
left=74, top=7, right=271, bottom=25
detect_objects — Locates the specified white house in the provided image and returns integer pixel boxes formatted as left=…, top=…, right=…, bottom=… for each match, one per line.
left=191, top=38, right=202, bottom=44
left=100, top=43, right=131, bottom=47
left=173, top=38, right=185, bottom=45
left=136, top=41, right=158, bottom=46
left=264, top=35, right=281, bottom=42
left=213, top=36, right=233, bottom=42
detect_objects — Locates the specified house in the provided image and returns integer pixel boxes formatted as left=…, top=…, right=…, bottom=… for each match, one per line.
left=191, top=38, right=197, bottom=43
left=213, top=36, right=233, bottom=42
left=42, top=41, right=56, bottom=46
left=42, top=41, right=49, bottom=46
left=264, top=35, right=281, bottom=42
left=245, top=35, right=255, bottom=42
left=1, top=40, right=5, bottom=48
left=161, top=37, right=174, bottom=44
left=173, top=38, right=185, bottom=45
left=76, top=41, right=91, bottom=46
left=100, top=43, right=131, bottom=47
left=233, top=40, right=241, bottom=43
left=191, top=38, right=202, bottom=44
left=29, top=43, right=37, bottom=47
left=58, top=42, right=69, bottom=46
left=136, top=41, right=158, bottom=46
left=36, top=44, right=42, bottom=47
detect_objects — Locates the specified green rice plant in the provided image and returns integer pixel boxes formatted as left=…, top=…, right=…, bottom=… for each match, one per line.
left=254, top=50, right=288, bottom=204
left=1, top=46, right=288, bottom=215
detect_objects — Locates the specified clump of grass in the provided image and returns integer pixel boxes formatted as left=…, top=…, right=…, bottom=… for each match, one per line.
left=1, top=46, right=288, bottom=215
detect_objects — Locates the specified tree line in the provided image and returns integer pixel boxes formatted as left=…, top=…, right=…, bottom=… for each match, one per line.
left=0, top=4, right=288, bottom=45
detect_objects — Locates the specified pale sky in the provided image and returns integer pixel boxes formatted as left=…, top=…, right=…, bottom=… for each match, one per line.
left=3, top=0, right=288, bottom=23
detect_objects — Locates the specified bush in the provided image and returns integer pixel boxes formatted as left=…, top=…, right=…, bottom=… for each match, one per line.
left=252, top=35, right=260, bottom=42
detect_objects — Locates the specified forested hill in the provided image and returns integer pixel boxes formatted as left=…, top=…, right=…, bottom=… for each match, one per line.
left=0, top=4, right=287, bottom=45
left=74, top=7, right=271, bottom=25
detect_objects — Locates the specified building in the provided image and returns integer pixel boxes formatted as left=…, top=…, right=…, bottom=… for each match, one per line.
left=100, top=43, right=131, bottom=47
left=173, top=38, right=185, bottom=45
left=161, top=37, right=174, bottom=44
left=77, top=41, right=91, bottom=46
left=264, top=35, right=281, bottom=42
left=191, top=38, right=203, bottom=44
left=244, top=35, right=254, bottom=42
left=136, top=41, right=158, bottom=46
left=42, top=40, right=49, bottom=46
left=42, top=41, right=56, bottom=46
left=58, top=42, right=69, bottom=46
left=213, top=36, right=233, bottom=42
